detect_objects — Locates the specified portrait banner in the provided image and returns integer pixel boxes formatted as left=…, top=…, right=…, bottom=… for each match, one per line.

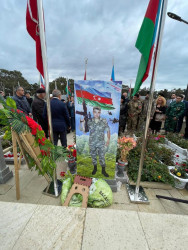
left=75, top=80, right=122, bottom=179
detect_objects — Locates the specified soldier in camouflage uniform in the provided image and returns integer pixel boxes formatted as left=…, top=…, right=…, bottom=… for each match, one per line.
left=127, top=93, right=142, bottom=132
left=165, top=95, right=185, bottom=132
left=80, top=106, right=110, bottom=177
left=138, top=92, right=156, bottom=131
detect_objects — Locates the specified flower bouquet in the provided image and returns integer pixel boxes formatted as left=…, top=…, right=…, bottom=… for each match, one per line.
left=117, top=137, right=136, bottom=177
left=169, top=161, right=188, bottom=189
left=67, top=145, right=77, bottom=174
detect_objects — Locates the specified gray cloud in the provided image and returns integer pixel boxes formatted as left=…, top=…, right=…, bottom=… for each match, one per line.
left=0, top=0, right=188, bottom=90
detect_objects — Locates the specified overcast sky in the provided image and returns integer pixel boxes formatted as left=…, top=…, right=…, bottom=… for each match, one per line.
left=0, top=0, right=188, bottom=90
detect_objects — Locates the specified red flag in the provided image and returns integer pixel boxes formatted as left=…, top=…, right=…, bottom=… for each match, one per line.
left=26, top=0, right=44, bottom=77
left=84, top=70, right=86, bottom=80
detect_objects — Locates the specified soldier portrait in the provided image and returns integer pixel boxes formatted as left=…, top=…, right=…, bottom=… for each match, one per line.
left=74, top=80, right=122, bottom=179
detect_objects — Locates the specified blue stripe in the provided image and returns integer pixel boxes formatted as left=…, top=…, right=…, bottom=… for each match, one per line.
left=75, top=84, right=111, bottom=98
left=151, top=0, right=162, bottom=46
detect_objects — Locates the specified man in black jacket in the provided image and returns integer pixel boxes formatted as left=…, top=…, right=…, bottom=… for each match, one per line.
left=32, top=88, right=48, bottom=137
left=43, top=89, right=70, bottom=147
left=12, top=87, right=32, bottom=116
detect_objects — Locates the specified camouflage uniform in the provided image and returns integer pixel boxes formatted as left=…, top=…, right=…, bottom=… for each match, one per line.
left=165, top=101, right=185, bottom=132
left=88, top=118, right=110, bottom=166
left=127, top=100, right=142, bottom=131
left=138, top=99, right=156, bottom=131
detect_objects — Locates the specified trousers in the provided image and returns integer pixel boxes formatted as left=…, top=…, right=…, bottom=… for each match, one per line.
left=53, top=131, right=67, bottom=147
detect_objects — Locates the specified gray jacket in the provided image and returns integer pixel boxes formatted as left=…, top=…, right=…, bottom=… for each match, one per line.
left=12, top=95, right=31, bottom=115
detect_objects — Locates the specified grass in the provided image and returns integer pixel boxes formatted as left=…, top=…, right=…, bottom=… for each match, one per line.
left=77, top=153, right=116, bottom=179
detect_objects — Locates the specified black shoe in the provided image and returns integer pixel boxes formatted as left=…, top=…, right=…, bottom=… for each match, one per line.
left=102, top=167, right=109, bottom=177
left=92, top=165, right=97, bottom=175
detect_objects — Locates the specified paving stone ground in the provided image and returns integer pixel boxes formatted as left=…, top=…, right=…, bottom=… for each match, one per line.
left=0, top=132, right=188, bottom=249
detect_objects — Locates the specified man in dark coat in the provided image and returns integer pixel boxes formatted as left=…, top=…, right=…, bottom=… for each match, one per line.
left=12, top=86, right=32, bottom=116
left=43, top=89, right=70, bottom=147
left=32, top=88, right=48, bottom=137
left=25, top=92, right=33, bottom=107
left=184, top=101, right=188, bottom=139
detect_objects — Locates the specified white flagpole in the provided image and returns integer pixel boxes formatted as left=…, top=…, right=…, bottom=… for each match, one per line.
left=37, top=0, right=58, bottom=196
left=38, top=72, right=41, bottom=87
left=55, top=81, right=57, bottom=89
left=127, top=0, right=168, bottom=203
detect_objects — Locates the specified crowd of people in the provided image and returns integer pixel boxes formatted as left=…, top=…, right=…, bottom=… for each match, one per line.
left=119, top=91, right=188, bottom=139
left=1, top=86, right=75, bottom=147
left=1, top=87, right=188, bottom=148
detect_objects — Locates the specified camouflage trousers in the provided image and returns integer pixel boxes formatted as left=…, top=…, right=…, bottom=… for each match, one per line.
left=165, top=118, right=177, bottom=132
left=137, top=115, right=145, bottom=131
left=127, top=115, right=139, bottom=131
left=89, top=143, right=105, bottom=166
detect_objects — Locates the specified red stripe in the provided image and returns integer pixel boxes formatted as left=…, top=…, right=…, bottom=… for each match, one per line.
left=142, top=44, right=154, bottom=83
left=145, top=0, right=160, bottom=24
left=76, top=90, right=113, bottom=105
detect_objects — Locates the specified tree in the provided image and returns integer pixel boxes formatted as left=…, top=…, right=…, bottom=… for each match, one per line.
left=0, top=69, right=30, bottom=96
left=49, top=77, right=74, bottom=95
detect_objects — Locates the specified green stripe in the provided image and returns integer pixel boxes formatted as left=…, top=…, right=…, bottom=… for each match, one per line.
left=66, top=86, right=71, bottom=96
left=133, top=18, right=155, bottom=96
left=77, top=97, right=115, bottom=110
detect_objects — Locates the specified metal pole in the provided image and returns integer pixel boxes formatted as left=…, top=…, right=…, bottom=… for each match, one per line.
left=37, top=0, right=58, bottom=196
left=134, top=0, right=168, bottom=201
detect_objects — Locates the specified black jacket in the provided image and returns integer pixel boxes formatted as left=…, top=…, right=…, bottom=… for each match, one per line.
left=43, top=98, right=70, bottom=132
left=12, top=95, right=31, bottom=115
left=32, top=96, right=45, bottom=124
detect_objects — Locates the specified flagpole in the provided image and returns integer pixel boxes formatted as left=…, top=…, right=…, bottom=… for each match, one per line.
left=37, top=0, right=58, bottom=196
left=127, top=0, right=168, bottom=203
left=84, top=58, right=88, bottom=80
left=38, top=72, right=41, bottom=87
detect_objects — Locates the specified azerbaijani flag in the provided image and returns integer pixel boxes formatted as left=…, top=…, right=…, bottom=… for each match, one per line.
left=111, top=64, right=115, bottom=81
left=75, top=83, right=115, bottom=110
left=133, top=0, right=162, bottom=96
left=66, top=79, right=71, bottom=96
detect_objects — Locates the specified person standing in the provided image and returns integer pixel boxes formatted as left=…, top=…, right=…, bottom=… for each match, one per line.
left=119, top=95, right=128, bottom=133
left=177, top=95, right=186, bottom=133
left=32, top=88, right=48, bottom=137
left=166, top=93, right=176, bottom=107
left=12, top=86, right=32, bottom=116
left=165, top=95, right=185, bottom=133
left=68, top=96, right=75, bottom=132
left=43, top=89, right=70, bottom=147
left=80, top=106, right=110, bottom=177
left=127, top=94, right=142, bottom=132
left=138, top=92, right=156, bottom=131
left=184, top=101, right=188, bottom=139
left=25, top=92, right=33, bottom=107
left=150, top=96, right=166, bottom=133
left=123, top=92, right=129, bottom=103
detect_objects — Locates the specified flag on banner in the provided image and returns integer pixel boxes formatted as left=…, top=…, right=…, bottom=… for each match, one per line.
left=75, top=83, right=115, bottom=110
left=26, top=0, right=44, bottom=77
left=111, top=64, right=115, bottom=81
left=133, top=0, right=162, bottom=96
left=66, top=79, right=71, bottom=96
left=39, top=74, right=45, bottom=89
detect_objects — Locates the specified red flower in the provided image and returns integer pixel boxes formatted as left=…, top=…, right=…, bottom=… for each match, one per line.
left=176, top=155, right=179, bottom=158
left=40, top=150, right=47, bottom=156
left=176, top=162, right=179, bottom=165
left=67, top=145, right=74, bottom=149
left=26, top=116, right=43, bottom=135
left=182, top=164, right=186, bottom=167
left=4, top=155, right=7, bottom=158
left=185, top=169, right=188, bottom=172
left=16, top=109, right=23, bottom=114
left=60, top=172, right=66, bottom=177
left=72, top=149, right=77, bottom=157
left=38, top=137, right=46, bottom=146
